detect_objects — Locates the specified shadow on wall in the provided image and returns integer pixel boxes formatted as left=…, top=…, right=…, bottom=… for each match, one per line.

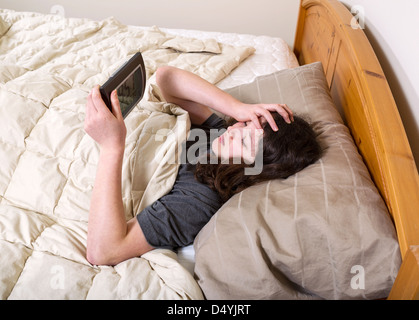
left=341, top=1, right=419, bottom=169
left=363, top=22, right=419, bottom=170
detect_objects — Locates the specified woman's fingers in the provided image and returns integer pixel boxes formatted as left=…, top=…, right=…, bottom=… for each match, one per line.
left=273, top=104, right=293, bottom=124
left=249, top=113, right=263, bottom=130
left=277, top=103, right=294, bottom=122
left=261, top=103, right=294, bottom=127
left=110, top=90, right=124, bottom=120
left=91, top=85, right=112, bottom=115
left=257, top=107, right=278, bottom=131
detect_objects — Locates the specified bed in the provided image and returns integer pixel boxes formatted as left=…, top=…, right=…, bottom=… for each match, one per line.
left=0, top=0, right=417, bottom=300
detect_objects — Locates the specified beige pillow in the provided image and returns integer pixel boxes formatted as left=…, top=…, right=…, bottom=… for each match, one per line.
left=193, top=62, right=401, bottom=300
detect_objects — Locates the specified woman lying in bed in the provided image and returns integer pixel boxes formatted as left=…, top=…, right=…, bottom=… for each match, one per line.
left=84, top=66, right=321, bottom=266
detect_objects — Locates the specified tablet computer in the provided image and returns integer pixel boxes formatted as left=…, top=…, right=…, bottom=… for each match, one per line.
left=100, top=52, right=146, bottom=118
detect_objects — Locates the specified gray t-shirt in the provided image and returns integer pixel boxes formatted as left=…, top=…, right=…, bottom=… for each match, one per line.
left=136, top=114, right=225, bottom=250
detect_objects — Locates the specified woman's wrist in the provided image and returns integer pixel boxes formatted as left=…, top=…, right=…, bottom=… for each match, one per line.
left=99, top=144, right=125, bottom=159
left=228, top=101, right=249, bottom=121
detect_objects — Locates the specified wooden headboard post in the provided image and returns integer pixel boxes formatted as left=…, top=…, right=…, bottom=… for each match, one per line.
left=294, top=0, right=419, bottom=299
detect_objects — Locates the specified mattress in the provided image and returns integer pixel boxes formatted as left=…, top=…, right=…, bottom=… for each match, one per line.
left=160, top=27, right=299, bottom=274
left=161, top=27, right=299, bottom=90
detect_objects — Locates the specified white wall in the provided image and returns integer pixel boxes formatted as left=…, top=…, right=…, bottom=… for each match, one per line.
left=340, top=0, right=419, bottom=169
left=0, top=0, right=300, bottom=47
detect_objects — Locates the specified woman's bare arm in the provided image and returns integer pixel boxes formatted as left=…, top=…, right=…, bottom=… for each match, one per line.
left=155, top=66, right=293, bottom=130
left=84, top=86, right=153, bottom=265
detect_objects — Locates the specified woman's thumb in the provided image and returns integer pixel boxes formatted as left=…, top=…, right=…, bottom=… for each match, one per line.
left=110, top=90, right=123, bottom=119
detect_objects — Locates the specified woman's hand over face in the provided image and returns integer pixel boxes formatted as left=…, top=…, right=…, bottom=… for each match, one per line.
left=233, top=103, right=294, bottom=131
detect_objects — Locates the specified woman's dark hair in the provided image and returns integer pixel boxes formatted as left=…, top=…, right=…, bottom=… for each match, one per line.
left=195, top=112, right=322, bottom=203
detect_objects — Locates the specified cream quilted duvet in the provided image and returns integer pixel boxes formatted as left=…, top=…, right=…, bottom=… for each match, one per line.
left=0, top=9, right=254, bottom=299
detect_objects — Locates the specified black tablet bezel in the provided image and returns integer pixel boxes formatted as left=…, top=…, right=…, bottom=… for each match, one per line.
left=100, top=52, right=146, bottom=118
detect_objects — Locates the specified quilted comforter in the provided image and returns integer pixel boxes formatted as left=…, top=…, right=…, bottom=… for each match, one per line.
left=0, top=9, right=254, bottom=299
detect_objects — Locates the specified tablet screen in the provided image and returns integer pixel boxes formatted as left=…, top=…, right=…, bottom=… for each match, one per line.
left=117, top=66, right=143, bottom=116
left=100, top=52, right=146, bottom=119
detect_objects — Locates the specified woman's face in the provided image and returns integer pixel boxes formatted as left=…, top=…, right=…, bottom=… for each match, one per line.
left=211, top=121, right=264, bottom=163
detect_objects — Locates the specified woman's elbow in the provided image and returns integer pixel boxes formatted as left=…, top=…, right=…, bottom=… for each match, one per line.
left=86, top=244, right=114, bottom=266
left=86, top=246, right=101, bottom=266
left=156, top=66, right=176, bottom=87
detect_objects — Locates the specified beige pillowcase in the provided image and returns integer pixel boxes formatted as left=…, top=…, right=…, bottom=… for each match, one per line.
left=193, top=62, right=401, bottom=300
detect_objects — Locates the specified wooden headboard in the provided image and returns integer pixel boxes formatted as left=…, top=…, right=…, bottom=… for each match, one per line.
left=293, top=0, right=419, bottom=299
